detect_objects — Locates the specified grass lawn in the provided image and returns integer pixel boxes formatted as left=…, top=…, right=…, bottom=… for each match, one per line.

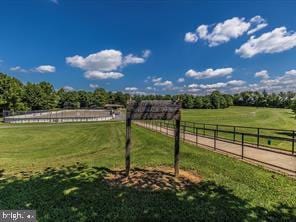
left=182, top=106, right=296, bottom=130
left=0, top=122, right=295, bottom=221
left=181, top=106, right=296, bottom=152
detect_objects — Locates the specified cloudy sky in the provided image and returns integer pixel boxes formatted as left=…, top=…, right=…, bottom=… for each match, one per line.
left=0, top=0, right=296, bottom=94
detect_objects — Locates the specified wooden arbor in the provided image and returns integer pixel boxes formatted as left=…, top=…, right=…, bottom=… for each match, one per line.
left=125, top=100, right=181, bottom=176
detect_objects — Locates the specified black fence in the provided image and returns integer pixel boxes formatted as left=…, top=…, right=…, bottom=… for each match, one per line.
left=136, top=120, right=296, bottom=175
left=149, top=120, right=295, bottom=155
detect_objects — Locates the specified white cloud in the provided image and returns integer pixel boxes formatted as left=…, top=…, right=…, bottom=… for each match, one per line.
left=89, top=83, right=99, bottom=89
left=154, top=80, right=173, bottom=87
left=196, top=25, right=208, bottom=39
left=199, top=82, right=227, bottom=89
left=151, top=77, right=162, bottom=83
left=142, top=49, right=151, bottom=58
left=227, top=80, right=246, bottom=86
left=286, top=69, right=296, bottom=75
left=236, top=27, right=296, bottom=58
left=34, top=65, right=56, bottom=73
left=63, top=86, right=74, bottom=91
left=123, top=54, right=145, bottom=65
left=185, top=67, right=233, bottom=79
left=177, top=78, right=185, bottom=83
left=255, top=70, right=269, bottom=79
left=10, top=65, right=56, bottom=73
left=10, top=66, right=28, bottom=73
left=188, top=83, right=198, bottom=88
left=146, top=86, right=156, bottom=91
left=187, top=16, right=267, bottom=46
left=185, top=69, right=296, bottom=94
left=84, top=71, right=124, bottom=80
left=245, top=69, right=296, bottom=92
left=195, top=17, right=250, bottom=47
left=184, top=32, right=198, bottom=43
left=247, top=16, right=268, bottom=35
left=125, top=87, right=138, bottom=91
left=66, top=49, right=122, bottom=71
left=66, top=49, right=149, bottom=80
left=187, top=79, right=245, bottom=91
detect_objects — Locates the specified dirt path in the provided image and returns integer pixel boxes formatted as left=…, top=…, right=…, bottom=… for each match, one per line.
left=135, top=122, right=296, bottom=177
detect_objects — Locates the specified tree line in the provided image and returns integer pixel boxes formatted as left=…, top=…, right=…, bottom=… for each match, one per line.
left=1, top=73, right=296, bottom=117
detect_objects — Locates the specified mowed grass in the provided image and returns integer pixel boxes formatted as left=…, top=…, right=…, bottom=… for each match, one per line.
left=182, top=106, right=296, bottom=129
left=182, top=107, right=296, bottom=152
left=0, top=122, right=295, bottom=221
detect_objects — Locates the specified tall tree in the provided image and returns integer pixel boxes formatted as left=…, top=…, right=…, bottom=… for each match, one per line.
left=0, top=73, right=27, bottom=112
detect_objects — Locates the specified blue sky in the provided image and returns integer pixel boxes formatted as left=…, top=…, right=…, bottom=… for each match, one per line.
left=0, top=0, right=296, bottom=94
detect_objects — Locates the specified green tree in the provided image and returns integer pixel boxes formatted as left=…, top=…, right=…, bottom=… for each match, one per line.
left=291, top=100, right=296, bottom=119
left=57, top=89, right=80, bottom=109
left=194, top=96, right=203, bottom=108
left=23, top=82, right=58, bottom=110
left=0, top=73, right=27, bottom=112
left=92, top=88, right=108, bottom=107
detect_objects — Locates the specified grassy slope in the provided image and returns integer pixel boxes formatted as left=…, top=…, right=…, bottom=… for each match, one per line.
left=0, top=122, right=295, bottom=221
left=182, top=107, right=296, bottom=151
left=182, top=106, right=296, bottom=130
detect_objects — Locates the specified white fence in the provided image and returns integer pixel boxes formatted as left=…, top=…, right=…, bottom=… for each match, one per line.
left=4, top=109, right=118, bottom=123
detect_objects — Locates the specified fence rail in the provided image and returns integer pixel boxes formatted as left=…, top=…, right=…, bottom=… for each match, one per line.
left=2, top=109, right=123, bottom=123
left=136, top=120, right=296, bottom=176
left=157, top=120, right=295, bottom=155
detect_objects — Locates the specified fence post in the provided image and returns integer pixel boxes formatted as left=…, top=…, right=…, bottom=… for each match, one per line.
left=197, top=128, right=199, bottom=145
left=292, top=130, right=295, bottom=155
left=216, top=125, right=219, bottom=138
left=241, top=133, right=244, bottom=159
left=203, top=123, right=206, bottom=136
left=183, top=122, right=186, bottom=142
left=233, top=126, right=236, bottom=142
left=257, top=128, right=260, bottom=148
left=195, top=127, right=198, bottom=146
left=214, top=130, right=217, bottom=150
left=166, top=121, right=168, bottom=135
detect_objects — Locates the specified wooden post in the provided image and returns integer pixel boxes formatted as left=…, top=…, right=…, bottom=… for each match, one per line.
left=125, top=117, right=132, bottom=176
left=183, top=122, right=186, bottom=142
left=203, top=123, right=206, bottom=135
left=292, top=130, right=295, bottom=155
left=214, top=130, right=217, bottom=150
left=257, top=128, right=260, bottom=148
left=241, top=133, right=244, bottom=159
left=166, top=121, right=169, bottom=135
left=216, top=125, right=219, bottom=138
left=195, top=127, right=198, bottom=146
left=196, top=128, right=199, bottom=145
left=174, top=118, right=181, bottom=177
left=233, top=126, right=236, bottom=142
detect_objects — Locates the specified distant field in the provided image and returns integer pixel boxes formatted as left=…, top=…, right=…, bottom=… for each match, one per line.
left=182, top=106, right=296, bottom=130
left=0, top=122, right=295, bottom=221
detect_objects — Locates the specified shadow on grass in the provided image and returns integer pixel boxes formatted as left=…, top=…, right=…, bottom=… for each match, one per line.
left=0, top=164, right=294, bottom=221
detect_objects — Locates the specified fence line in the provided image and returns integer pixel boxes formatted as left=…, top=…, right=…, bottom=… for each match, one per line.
left=136, top=120, right=296, bottom=176
left=161, top=120, right=295, bottom=155
left=2, top=109, right=124, bottom=123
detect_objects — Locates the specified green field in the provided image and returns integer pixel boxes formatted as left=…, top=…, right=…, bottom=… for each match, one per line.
left=182, top=106, right=296, bottom=129
left=181, top=107, right=296, bottom=152
left=0, top=122, right=295, bottom=221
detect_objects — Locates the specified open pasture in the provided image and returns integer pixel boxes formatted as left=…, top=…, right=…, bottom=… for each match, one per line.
left=0, top=122, right=295, bottom=221
left=181, top=107, right=296, bottom=152
left=182, top=106, right=296, bottom=129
